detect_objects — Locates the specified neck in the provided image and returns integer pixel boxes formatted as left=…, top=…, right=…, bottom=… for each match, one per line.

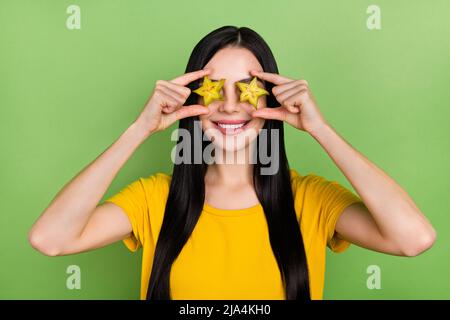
left=205, top=145, right=255, bottom=186
left=206, top=162, right=253, bottom=185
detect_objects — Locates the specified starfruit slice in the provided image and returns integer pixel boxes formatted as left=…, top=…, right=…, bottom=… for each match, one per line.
left=193, top=75, right=225, bottom=106
left=236, top=77, right=269, bottom=109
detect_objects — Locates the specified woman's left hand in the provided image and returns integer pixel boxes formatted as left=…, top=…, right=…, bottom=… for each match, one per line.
left=250, top=70, right=328, bottom=135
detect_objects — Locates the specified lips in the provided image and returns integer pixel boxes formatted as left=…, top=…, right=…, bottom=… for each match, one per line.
left=211, top=119, right=251, bottom=135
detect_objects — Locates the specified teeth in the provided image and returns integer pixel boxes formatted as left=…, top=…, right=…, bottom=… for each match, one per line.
left=217, top=122, right=245, bottom=129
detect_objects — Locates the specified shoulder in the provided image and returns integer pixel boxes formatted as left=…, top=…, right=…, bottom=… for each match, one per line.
left=290, top=168, right=356, bottom=203
left=289, top=168, right=338, bottom=222
left=289, top=168, right=324, bottom=194
left=137, top=172, right=172, bottom=242
left=151, top=172, right=172, bottom=186
left=289, top=169, right=357, bottom=253
left=139, top=172, right=172, bottom=198
left=289, top=168, right=314, bottom=219
left=138, top=172, right=171, bottom=186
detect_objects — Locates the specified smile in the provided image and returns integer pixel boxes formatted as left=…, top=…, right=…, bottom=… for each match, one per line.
left=211, top=120, right=251, bottom=135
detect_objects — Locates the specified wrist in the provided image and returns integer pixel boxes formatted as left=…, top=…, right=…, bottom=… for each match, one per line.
left=128, top=120, right=154, bottom=141
left=308, top=121, right=332, bottom=140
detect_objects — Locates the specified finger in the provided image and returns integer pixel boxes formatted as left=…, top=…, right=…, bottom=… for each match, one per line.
left=272, top=80, right=308, bottom=96
left=157, top=80, right=191, bottom=100
left=156, top=85, right=189, bottom=114
left=156, top=81, right=186, bottom=102
left=249, top=70, right=293, bottom=85
left=170, top=69, right=211, bottom=86
left=275, top=87, right=305, bottom=113
left=251, top=107, right=290, bottom=122
left=156, top=89, right=181, bottom=112
left=284, top=104, right=300, bottom=114
left=166, top=105, right=209, bottom=123
left=284, top=90, right=308, bottom=110
left=275, top=86, right=301, bottom=104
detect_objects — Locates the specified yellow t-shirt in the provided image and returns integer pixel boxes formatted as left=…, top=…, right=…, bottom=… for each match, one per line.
left=104, top=169, right=363, bottom=300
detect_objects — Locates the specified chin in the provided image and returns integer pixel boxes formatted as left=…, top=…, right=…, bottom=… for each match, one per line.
left=202, top=118, right=262, bottom=153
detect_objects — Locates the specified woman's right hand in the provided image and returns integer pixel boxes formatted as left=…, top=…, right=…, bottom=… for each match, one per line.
left=28, top=70, right=213, bottom=257
left=135, top=69, right=211, bottom=135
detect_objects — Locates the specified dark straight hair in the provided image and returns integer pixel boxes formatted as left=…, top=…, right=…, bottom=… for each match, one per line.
left=146, top=26, right=310, bottom=300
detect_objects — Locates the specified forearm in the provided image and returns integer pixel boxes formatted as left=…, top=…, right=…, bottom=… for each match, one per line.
left=29, top=120, right=151, bottom=247
left=309, top=123, right=435, bottom=247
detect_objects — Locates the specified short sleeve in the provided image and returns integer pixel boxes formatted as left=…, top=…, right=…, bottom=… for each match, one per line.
left=306, top=174, right=364, bottom=253
left=103, top=175, right=156, bottom=252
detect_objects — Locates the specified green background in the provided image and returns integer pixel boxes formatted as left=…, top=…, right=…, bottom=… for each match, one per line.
left=1, top=0, right=449, bottom=299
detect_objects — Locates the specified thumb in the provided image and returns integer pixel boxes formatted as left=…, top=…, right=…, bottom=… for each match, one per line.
left=252, top=107, right=288, bottom=122
left=166, top=104, right=210, bottom=123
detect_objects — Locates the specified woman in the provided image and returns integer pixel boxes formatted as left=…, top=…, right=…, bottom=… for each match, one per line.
left=28, top=26, right=436, bottom=300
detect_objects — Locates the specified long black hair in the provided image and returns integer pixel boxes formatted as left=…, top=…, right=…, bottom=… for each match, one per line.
left=146, top=26, right=310, bottom=300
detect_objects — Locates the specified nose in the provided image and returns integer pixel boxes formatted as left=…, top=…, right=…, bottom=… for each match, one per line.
left=218, top=83, right=240, bottom=113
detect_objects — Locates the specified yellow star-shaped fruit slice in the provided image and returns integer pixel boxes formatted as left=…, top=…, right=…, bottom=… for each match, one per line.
left=193, top=76, right=225, bottom=106
left=236, top=77, right=269, bottom=109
